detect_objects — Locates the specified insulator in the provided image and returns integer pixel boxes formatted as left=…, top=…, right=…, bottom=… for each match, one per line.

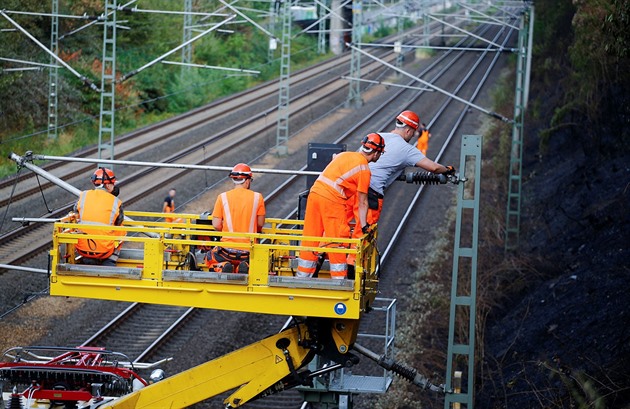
left=6, top=392, right=24, bottom=409
left=397, top=172, right=447, bottom=185
left=390, top=361, right=417, bottom=382
left=101, top=378, right=131, bottom=396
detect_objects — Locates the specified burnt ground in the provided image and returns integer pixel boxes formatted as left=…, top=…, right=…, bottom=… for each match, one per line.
left=474, top=106, right=630, bottom=406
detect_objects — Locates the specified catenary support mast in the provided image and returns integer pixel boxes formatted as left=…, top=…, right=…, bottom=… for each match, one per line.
left=97, top=0, right=117, bottom=164
left=275, top=0, right=292, bottom=155
left=47, top=0, right=59, bottom=139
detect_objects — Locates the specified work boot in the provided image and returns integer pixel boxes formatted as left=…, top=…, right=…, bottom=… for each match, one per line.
left=214, top=262, right=233, bottom=273
left=237, top=261, right=249, bottom=274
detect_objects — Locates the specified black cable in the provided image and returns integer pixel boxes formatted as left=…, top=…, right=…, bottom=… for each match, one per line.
left=0, top=168, right=22, bottom=233
left=35, top=173, right=53, bottom=213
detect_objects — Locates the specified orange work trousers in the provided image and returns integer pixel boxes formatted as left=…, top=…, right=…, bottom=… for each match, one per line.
left=297, top=192, right=350, bottom=279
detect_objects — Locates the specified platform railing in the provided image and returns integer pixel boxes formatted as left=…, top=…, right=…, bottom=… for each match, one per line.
left=49, top=211, right=380, bottom=319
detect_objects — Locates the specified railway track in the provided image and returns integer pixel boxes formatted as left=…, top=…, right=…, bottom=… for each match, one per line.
left=38, top=19, right=519, bottom=408
left=0, top=1, right=532, bottom=406
left=0, top=32, right=436, bottom=267
left=1, top=13, right=464, bottom=231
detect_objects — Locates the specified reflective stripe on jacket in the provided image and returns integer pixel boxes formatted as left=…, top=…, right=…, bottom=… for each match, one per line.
left=310, top=152, right=370, bottom=202
left=75, top=189, right=124, bottom=257
left=212, top=188, right=265, bottom=244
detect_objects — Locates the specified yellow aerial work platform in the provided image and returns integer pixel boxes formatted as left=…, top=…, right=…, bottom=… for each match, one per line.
left=49, top=211, right=379, bottom=320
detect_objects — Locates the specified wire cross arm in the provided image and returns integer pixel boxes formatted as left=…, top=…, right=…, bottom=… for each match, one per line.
left=117, top=14, right=237, bottom=83
left=0, top=10, right=101, bottom=92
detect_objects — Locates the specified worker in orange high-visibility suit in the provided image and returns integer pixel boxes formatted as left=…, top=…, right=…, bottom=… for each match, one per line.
left=296, top=133, right=385, bottom=279
left=74, top=167, right=125, bottom=266
left=204, top=163, right=266, bottom=274
left=162, top=188, right=177, bottom=223
left=416, top=123, right=430, bottom=155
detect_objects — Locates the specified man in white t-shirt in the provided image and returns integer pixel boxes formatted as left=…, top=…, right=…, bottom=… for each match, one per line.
left=348, top=111, right=455, bottom=263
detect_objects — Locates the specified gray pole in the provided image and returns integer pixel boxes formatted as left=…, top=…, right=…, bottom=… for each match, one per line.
left=182, top=0, right=193, bottom=73
left=24, top=153, right=321, bottom=176
left=505, top=6, right=532, bottom=250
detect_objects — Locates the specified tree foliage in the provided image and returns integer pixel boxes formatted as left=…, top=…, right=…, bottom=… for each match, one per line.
left=534, top=0, right=630, bottom=147
left=0, top=0, right=323, bottom=177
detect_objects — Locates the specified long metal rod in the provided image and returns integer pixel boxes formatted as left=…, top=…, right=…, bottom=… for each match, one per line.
left=26, top=154, right=321, bottom=176
left=118, top=15, right=236, bottom=82
left=58, top=0, right=138, bottom=40
left=0, top=263, right=48, bottom=274
left=0, top=57, right=59, bottom=68
left=1, top=67, right=42, bottom=72
left=345, top=42, right=512, bottom=122
left=10, top=153, right=82, bottom=196
left=426, top=13, right=505, bottom=50
left=356, top=42, right=503, bottom=52
left=9, top=152, right=160, bottom=238
left=119, top=6, right=229, bottom=17
left=341, top=76, right=433, bottom=91
left=218, top=0, right=274, bottom=38
left=162, top=60, right=260, bottom=74
left=1, top=9, right=95, bottom=19
left=0, top=10, right=100, bottom=91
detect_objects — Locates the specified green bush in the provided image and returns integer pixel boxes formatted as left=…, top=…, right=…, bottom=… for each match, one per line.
left=0, top=0, right=324, bottom=178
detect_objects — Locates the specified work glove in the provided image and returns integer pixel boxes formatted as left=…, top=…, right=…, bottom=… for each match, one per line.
left=444, top=165, right=456, bottom=176
left=361, top=224, right=371, bottom=234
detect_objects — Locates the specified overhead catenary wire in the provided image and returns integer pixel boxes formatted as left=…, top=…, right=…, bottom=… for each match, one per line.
left=344, top=42, right=512, bottom=123
left=0, top=57, right=59, bottom=68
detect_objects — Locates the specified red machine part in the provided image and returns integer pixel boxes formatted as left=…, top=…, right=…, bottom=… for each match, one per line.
left=0, top=346, right=148, bottom=404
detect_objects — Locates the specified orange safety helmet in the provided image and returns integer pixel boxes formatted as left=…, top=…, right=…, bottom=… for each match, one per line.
left=91, top=167, right=117, bottom=186
left=396, top=110, right=420, bottom=130
left=361, top=133, right=386, bottom=153
left=229, top=163, right=253, bottom=180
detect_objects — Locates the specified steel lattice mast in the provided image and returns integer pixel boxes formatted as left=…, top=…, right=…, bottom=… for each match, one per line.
left=47, top=0, right=59, bottom=139
left=97, top=0, right=117, bottom=164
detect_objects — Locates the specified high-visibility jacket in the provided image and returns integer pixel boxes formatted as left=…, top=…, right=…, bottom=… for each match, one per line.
left=212, top=187, right=265, bottom=245
left=75, top=189, right=125, bottom=258
left=297, top=152, right=371, bottom=279
left=310, top=151, right=371, bottom=202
